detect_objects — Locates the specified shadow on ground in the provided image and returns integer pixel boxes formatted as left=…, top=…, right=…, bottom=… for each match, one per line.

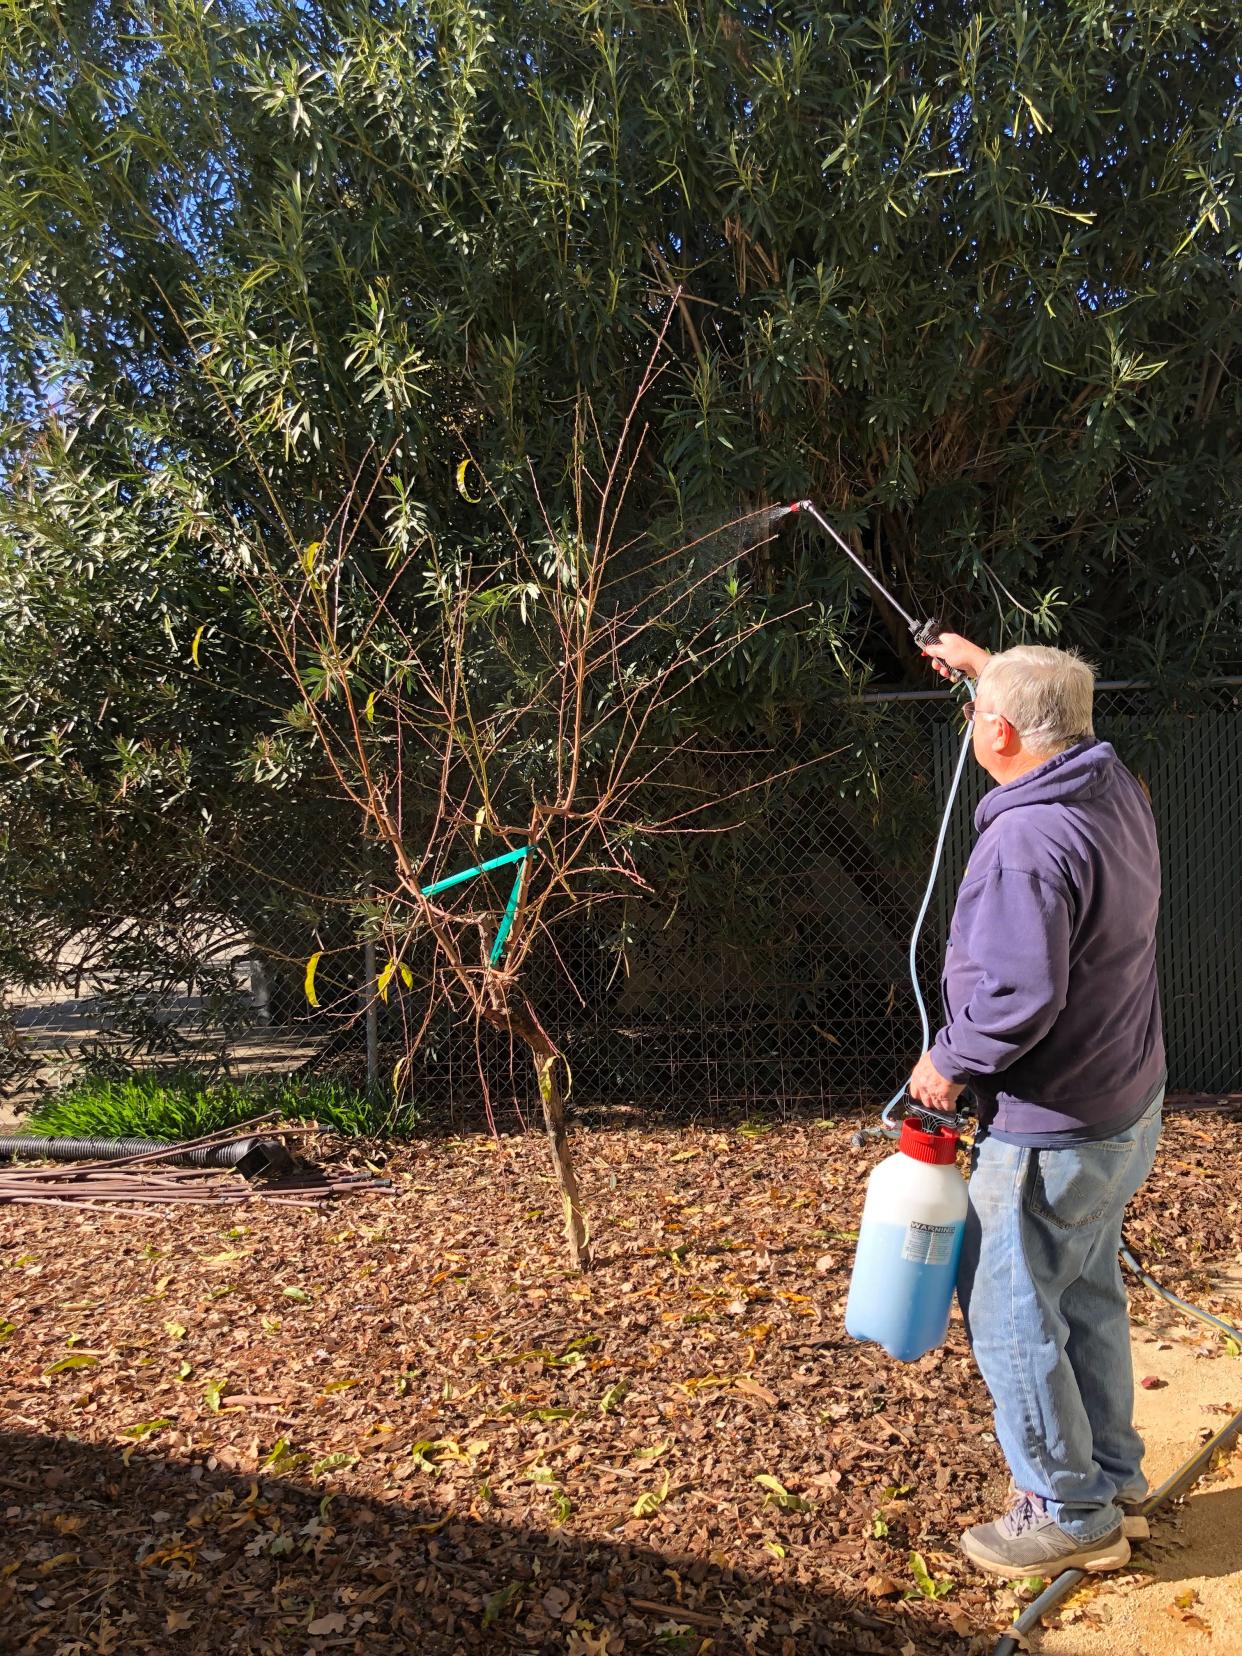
left=1140, top=1482, right=1242, bottom=1584
left=0, top=1430, right=971, bottom=1655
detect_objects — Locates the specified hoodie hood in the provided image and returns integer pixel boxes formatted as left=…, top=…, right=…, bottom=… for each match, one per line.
left=976, top=739, right=1118, bottom=833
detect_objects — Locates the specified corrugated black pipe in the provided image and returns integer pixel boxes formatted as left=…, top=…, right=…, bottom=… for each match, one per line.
left=0, top=1134, right=260, bottom=1168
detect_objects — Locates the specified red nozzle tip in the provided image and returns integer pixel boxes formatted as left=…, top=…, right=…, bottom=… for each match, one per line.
left=787, top=501, right=801, bottom=513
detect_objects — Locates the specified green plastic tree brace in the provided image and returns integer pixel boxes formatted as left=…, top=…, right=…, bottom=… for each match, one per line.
left=418, top=845, right=534, bottom=967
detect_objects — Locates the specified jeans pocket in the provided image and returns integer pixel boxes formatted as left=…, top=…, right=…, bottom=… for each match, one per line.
left=1025, top=1139, right=1136, bottom=1230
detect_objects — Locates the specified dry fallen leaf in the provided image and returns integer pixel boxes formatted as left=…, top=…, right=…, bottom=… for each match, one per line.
left=306, top=1611, right=347, bottom=1636
left=733, top=1376, right=777, bottom=1407
left=540, top=1585, right=572, bottom=1620
left=1164, top=1594, right=1213, bottom=1634
left=864, top=1572, right=902, bottom=1597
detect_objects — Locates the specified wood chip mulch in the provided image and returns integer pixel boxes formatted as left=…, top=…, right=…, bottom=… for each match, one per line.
left=2, top=1112, right=1240, bottom=1655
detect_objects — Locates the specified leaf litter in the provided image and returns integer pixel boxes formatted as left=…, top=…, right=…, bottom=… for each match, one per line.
left=0, top=1113, right=1239, bottom=1652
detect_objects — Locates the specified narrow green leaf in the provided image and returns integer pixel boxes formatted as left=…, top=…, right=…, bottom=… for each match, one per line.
left=45, top=1354, right=99, bottom=1375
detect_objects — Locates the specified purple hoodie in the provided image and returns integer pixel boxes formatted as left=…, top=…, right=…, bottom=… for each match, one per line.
left=930, top=739, right=1166, bottom=1143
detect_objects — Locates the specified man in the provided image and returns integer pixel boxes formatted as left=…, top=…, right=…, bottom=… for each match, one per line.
left=908, top=635, right=1165, bottom=1579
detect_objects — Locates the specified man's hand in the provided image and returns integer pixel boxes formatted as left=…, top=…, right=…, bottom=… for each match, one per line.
left=922, top=631, right=991, bottom=682
left=908, top=1050, right=965, bottom=1113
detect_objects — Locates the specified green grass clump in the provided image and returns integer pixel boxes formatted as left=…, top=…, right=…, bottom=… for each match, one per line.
left=23, top=1071, right=417, bottom=1141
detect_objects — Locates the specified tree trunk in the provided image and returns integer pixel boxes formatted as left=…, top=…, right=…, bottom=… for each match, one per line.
left=484, top=989, right=591, bottom=1271
left=532, top=1041, right=591, bottom=1270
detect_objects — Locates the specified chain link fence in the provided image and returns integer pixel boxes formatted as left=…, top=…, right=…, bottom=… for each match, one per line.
left=4, top=684, right=1240, bottom=1122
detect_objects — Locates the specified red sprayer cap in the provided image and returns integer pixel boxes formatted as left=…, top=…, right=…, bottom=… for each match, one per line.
left=899, top=1119, right=959, bottom=1165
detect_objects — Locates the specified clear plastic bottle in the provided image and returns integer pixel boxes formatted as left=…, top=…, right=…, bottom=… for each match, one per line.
left=844, top=1119, right=967, bottom=1362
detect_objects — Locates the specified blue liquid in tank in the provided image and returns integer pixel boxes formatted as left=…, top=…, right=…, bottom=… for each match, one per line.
left=844, top=1219, right=965, bottom=1362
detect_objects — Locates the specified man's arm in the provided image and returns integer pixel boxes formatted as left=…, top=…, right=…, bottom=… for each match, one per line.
left=906, top=627, right=993, bottom=1110
left=930, top=865, right=1072, bottom=1082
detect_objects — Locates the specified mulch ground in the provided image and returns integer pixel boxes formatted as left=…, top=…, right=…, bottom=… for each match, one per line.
left=2, top=1110, right=1240, bottom=1656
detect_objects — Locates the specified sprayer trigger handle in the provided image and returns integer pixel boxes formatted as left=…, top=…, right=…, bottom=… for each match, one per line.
left=913, top=618, right=965, bottom=684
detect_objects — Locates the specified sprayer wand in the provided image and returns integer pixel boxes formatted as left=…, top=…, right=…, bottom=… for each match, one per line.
left=781, top=497, right=975, bottom=1136
left=787, top=500, right=965, bottom=682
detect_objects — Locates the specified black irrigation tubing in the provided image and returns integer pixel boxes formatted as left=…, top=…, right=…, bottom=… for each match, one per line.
left=1162, top=1094, right=1242, bottom=1114
left=2, top=1183, right=392, bottom=1211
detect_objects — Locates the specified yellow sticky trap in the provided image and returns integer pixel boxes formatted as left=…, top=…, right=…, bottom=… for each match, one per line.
left=304, top=951, right=322, bottom=1007
left=455, top=458, right=482, bottom=503
left=392, top=1053, right=410, bottom=1096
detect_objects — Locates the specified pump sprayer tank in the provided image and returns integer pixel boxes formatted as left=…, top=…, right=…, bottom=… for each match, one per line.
left=844, top=1119, right=968, bottom=1362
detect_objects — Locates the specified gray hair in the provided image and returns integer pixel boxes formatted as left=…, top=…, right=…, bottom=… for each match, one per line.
left=977, top=645, right=1095, bottom=754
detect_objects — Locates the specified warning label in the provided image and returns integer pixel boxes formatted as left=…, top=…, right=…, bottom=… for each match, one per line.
left=901, top=1220, right=957, bottom=1266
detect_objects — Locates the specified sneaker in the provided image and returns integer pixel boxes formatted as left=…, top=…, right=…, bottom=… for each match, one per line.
left=962, top=1491, right=1131, bottom=1578
left=1007, top=1478, right=1149, bottom=1541
left=1006, top=1483, right=1152, bottom=1543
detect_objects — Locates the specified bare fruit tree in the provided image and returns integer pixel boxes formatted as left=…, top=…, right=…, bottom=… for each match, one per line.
left=204, top=311, right=830, bottom=1269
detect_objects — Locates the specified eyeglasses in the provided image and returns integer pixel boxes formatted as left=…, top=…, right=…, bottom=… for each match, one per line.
left=963, top=700, right=1004, bottom=726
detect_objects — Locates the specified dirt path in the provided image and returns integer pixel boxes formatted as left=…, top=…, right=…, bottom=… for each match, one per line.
left=1035, top=1274, right=1242, bottom=1655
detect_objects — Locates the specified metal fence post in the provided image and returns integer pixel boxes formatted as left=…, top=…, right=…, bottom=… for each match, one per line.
left=363, top=938, right=379, bottom=1094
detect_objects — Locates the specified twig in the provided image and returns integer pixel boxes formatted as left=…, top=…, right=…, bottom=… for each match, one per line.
left=627, top=1599, right=723, bottom=1631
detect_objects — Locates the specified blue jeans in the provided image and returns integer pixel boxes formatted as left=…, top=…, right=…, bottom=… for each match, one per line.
left=957, top=1091, right=1164, bottom=1542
